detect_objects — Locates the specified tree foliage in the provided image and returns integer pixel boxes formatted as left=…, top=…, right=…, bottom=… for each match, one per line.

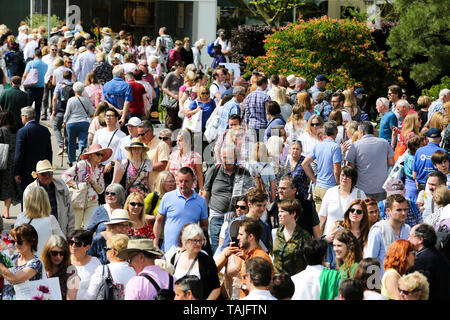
left=422, top=76, right=450, bottom=100
left=24, top=13, right=64, bottom=37
left=245, top=15, right=403, bottom=100
left=387, top=0, right=450, bottom=88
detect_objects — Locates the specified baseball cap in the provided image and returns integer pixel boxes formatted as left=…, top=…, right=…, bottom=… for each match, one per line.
left=126, top=117, right=142, bottom=127
left=286, top=74, right=296, bottom=86
left=315, top=74, right=329, bottom=83
left=385, top=179, right=404, bottom=197
left=427, top=128, right=441, bottom=138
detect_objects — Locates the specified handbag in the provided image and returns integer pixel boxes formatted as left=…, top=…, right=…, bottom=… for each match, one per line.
left=68, top=163, right=89, bottom=209
left=182, top=100, right=203, bottom=133
left=95, top=265, right=125, bottom=300
left=161, top=93, right=178, bottom=111
left=204, top=105, right=220, bottom=143
left=0, top=128, right=8, bottom=170
left=22, top=64, right=39, bottom=89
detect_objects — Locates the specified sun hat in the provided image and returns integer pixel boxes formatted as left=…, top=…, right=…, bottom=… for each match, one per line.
left=31, top=160, right=56, bottom=179
left=101, top=27, right=112, bottom=35
left=64, top=31, right=73, bottom=39
left=79, top=143, right=113, bottom=162
left=125, top=137, right=150, bottom=152
left=117, top=238, right=164, bottom=260
left=50, top=27, right=59, bottom=35
left=63, top=45, right=76, bottom=55
left=104, top=209, right=136, bottom=226
left=286, top=74, right=296, bottom=86
left=385, top=178, right=405, bottom=197
left=78, top=46, right=87, bottom=53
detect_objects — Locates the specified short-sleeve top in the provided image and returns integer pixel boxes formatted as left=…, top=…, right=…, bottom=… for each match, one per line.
left=169, top=148, right=202, bottom=186
left=120, top=159, right=153, bottom=196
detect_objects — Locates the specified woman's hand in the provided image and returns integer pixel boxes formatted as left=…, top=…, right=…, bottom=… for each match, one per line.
left=85, top=173, right=94, bottom=185
left=222, top=245, right=241, bottom=259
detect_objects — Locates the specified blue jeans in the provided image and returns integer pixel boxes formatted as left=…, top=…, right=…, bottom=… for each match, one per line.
left=209, top=216, right=224, bottom=255
left=66, top=121, right=89, bottom=163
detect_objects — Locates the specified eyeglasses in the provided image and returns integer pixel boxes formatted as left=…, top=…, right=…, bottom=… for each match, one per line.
left=311, top=123, right=321, bottom=127
left=235, top=205, right=248, bottom=210
left=66, top=62, right=72, bottom=64
left=129, top=202, right=144, bottom=207
left=139, top=130, right=150, bottom=137
left=159, top=136, right=170, bottom=141
left=349, top=208, right=363, bottom=215
left=39, top=171, right=53, bottom=176
left=68, top=239, right=84, bottom=247
left=142, top=64, right=148, bottom=67
left=188, top=239, right=203, bottom=245
left=105, top=191, right=116, bottom=196
left=11, top=239, right=23, bottom=245
left=127, top=252, right=140, bottom=264
left=50, top=250, right=66, bottom=257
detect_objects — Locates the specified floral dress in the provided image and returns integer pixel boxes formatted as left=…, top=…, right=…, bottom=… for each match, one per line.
left=61, top=160, right=105, bottom=202
left=121, top=159, right=153, bottom=196
left=169, top=148, right=202, bottom=187
left=2, top=254, right=43, bottom=300
left=128, top=220, right=155, bottom=239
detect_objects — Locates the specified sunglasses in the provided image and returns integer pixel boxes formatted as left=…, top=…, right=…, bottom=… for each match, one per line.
left=399, top=288, right=416, bottom=296
left=11, top=239, right=23, bottom=245
left=105, top=191, right=116, bottom=196
left=95, top=153, right=104, bottom=157
left=50, top=250, right=66, bottom=257
left=139, top=130, right=150, bottom=137
left=39, top=171, right=53, bottom=176
left=349, top=208, right=363, bottom=215
left=129, top=202, right=144, bottom=207
left=104, top=247, right=112, bottom=252
left=236, top=205, right=248, bottom=210
left=159, top=136, right=170, bottom=141
left=142, top=64, right=148, bottom=67
left=68, top=240, right=85, bottom=247
left=311, top=123, right=321, bottom=127
left=200, top=92, right=209, bottom=95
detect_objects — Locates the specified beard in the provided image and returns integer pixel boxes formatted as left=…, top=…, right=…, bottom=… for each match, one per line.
left=239, top=237, right=250, bottom=250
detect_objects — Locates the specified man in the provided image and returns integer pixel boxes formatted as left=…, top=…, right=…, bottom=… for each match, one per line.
left=244, top=75, right=271, bottom=141
left=427, top=88, right=450, bottom=122
left=347, top=121, right=395, bottom=202
left=413, top=128, right=448, bottom=191
left=364, top=194, right=411, bottom=275
left=23, top=33, right=39, bottom=63
left=308, top=74, right=329, bottom=103
left=51, top=70, right=74, bottom=155
left=330, top=92, right=352, bottom=124
left=217, top=86, right=245, bottom=138
left=41, top=44, right=58, bottom=121
left=417, top=171, right=447, bottom=223
left=119, top=238, right=175, bottom=300
left=0, top=75, right=28, bottom=128
left=203, top=143, right=253, bottom=253
left=285, top=74, right=296, bottom=95
left=14, top=106, right=52, bottom=198
left=23, top=160, right=74, bottom=237
left=4, top=42, right=25, bottom=80
left=216, top=217, right=274, bottom=299
left=338, top=279, right=364, bottom=300
left=124, top=72, right=148, bottom=119
left=174, top=275, right=203, bottom=300
left=408, top=223, right=450, bottom=300
left=213, top=115, right=250, bottom=165
left=73, top=42, right=97, bottom=84
left=209, top=67, right=227, bottom=104
left=211, top=44, right=226, bottom=70
left=388, top=84, right=402, bottom=124
left=267, top=74, right=280, bottom=99
left=153, top=167, right=208, bottom=252
left=22, top=48, right=48, bottom=124
left=395, top=99, right=415, bottom=130
left=117, top=116, right=141, bottom=161
left=278, top=75, right=288, bottom=88
left=240, top=257, right=277, bottom=300
left=214, top=28, right=231, bottom=62
left=137, top=60, right=156, bottom=97
left=288, top=77, right=307, bottom=105
left=137, top=120, right=170, bottom=189
left=376, top=97, right=398, bottom=145
left=267, top=176, right=320, bottom=237
left=156, top=26, right=174, bottom=56
left=302, top=120, right=342, bottom=213
left=102, top=64, right=133, bottom=126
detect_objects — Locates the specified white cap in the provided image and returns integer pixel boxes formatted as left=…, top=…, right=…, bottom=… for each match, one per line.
left=126, top=117, right=142, bottom=127
left=286, top=74, right=296, bottom=85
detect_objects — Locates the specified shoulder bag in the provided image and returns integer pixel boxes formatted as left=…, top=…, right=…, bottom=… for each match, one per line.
left=68, top=162, right=89, bottom=209
left=22, top=63, right=39, bottom=89
left=161, top=93, right=179, bottom=111
left=0, top=128, right=9, bottom=170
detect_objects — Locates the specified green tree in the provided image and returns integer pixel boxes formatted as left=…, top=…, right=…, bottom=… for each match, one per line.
left=387, top=0, right=450, bottom=88
left=24, top=13, right=64, bottom=37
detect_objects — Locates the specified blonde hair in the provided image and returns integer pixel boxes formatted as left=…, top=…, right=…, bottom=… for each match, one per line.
left=106, top=234, right=130, bottom=262
left=433, top=185, right=450, bottom=208
left=346, top=120, right=360, bottom=143
left=273, top=87, right=287, bottom=105
left=124, top=192, right=146, bottom=226
left=184, top=70, right=195, bottom=82
left=41, top=235, right=71, bottom=276
left=444, top=102, right=450, bottom=124
left=417, top=96, right=431, bottom=109
left=287, top=104, right=306, bottom=129
left=250, top=142, right=271, bottom=163
left=398, top=271, right=429, bottom=300
left=53, top=57, right=64, bottom=68
left=402, top=112, right=420, bottom=140
left=154, top=171, right=175, bottom=196
left=343, top=89, right=357, bottom=108
left=25, top=186, right=51, bottom=219
left=297, top=91, right=313, bottom=112
left=429, top=112, right=446, bottom=131
left=126, top=144, right=149, bottom=161
left=305, top=114, right=324, bottom=135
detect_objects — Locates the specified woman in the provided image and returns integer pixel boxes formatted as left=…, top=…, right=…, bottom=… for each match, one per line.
left=88, top=209, right=134, bottom=265
left=138, top=36, right=150, bottom=61
left=265, top=101, right=286, bottom=143
left=425, top=185, right=450, bottom=227
left=398, top=271, right=430, bottom=300
left=0, top=224, right=43, bottom=300
left=113, top=137, right=153, bottom=197
left=296, top=92, right=314, bottom=121
left=0, top=111, right=20, bottom=219
left=272, top=86, right=292, bottom=122
left=125, top=192, right=155, bottom=239
left=168, top=40, right=183, bottom=70
left=86, top=234, right=136, bottom=300
left=69, top=229, right=102, bottom=300
left=341, top=120, right=360, bottom=164
left=248, top=142, right=277, bottom=204
left=180, top=37, right=194, bottom=66
left=41, top=235, right=79, bottom=300
left=83, top=71, right=103, bottom=107
left=285, top=104, right=307, bottom=144
left=403, top=135, right=425, bottom=203
left=122, top=53, right=137, bottom=74
left=87, top=183, right=126, bottom=235
left=171, top=223, right=221, bottom=300
left=15, top=186, right=65, bottom=258
left=125, top=35, right=139, bottom=62
left=353, top=258, right=386, bottom=300
left=63, top=82, right=95, bottom=166
left=107, top=44, right=123, bottom=66
left=148, top=55, right=162, bottom=104
left=217, top=196, right=248, bottom=254
left=178, top=70, right=196, bottom=116
left=392, top=112, right=420, bottom=161
left=332, top=228, right=362, bottom=280
left=168, top=129, right=203, bottom=190
left=161, top=60, right=185, bottom=130
left=186, top=85, right=216, bottom=132
left=273, top=199, right=312, bottom=276
left=267, top=136, right=288, bottom=185
left=335, top=199, right=370, bottom=251
left=51, top=57, right=67, bottom=87
left=381, top=239, right=415, bottom=300
left=328, top=110, right=345, bottom=144
left=319, top=166, right=366, bottom=236
left=343, top=89, right=361, bottom=121
left=363, top=198, right=381, bottom=228
left=159, top=128, right=174, bottom=153
left=62, top=144, right=111, bottom=229
left=93, top=52, right=113, bottom=86
left=285, top=140, right=309, bottom=201
left=416, top=96, right=431, bottom=130
left=298, top=114, right=324, bottom=160
left=145, top=37, right=157, bottom=61
left=88, top=101, right=119, bottom=143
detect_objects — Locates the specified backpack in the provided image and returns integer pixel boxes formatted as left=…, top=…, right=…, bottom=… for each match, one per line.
left=59, top=83, right=75, bottom=112
left=207, top=41, right=215, bottom=57
left=95, top=265, right=125, bottom=300
left=139, top=273, right=175, bottom=300
left=436, top=219, right=450, bottom=261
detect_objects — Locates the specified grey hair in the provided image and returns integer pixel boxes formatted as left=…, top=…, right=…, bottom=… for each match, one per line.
left=324, top=120, right=338, bottom=136
left=138, top=120, right=153, bottom=131
left=233, top=86, right=246, bottom=96
left=376, top=97, right=389, bottom=108
left=296, top=77, right=306, bottom=86
left=358, top=121, right=374, bottom=135
left=112, top=65, right=124, bottom=77
left=149, top=55, right=159, bottom=64
left=21, top=106, right=35, bottom=119
left=159, top=128, right=172, bottom=137
left=266, top=136, right=284, bottom=159
left=73, top=82, right=85, bottom=94
left=396, top=99, right=411, bottom=109
left=106, top=183, right=126, bottom=206
left=439, top=88, right=450, bottom=100
left=181, top=223, right=205, bottom=247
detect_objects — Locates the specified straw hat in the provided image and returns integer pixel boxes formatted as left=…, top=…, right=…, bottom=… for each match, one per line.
left=125, top=137, right=149, bottom=152
left=50, top=27, right=59, bottom=35
left=101, top=27, right=112, bottom=35
left=63, top=45, right=76, bottom=55
left=64, top=31, right=73, bottom=39
left=104, top=209, right=136, bottom=226
left=78, top=46, right=87, bottom=54
left=117, top=238, right=164, bottom=260
left=194, top=38, right=206, bottom=47
left=31, top=160, right=56, bottom=179
left=79, top=143, right=113, bottom=162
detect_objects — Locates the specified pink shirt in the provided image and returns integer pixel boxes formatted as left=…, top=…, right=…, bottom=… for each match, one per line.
left=124, top=265, right=175, bottom=300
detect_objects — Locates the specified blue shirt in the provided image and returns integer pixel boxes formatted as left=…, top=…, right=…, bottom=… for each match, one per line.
left=25, top=58, right=48, bottom=88
left=102, top=76, right=133, bottom=109
left=310, top=138, right=342, bottom=189
left=413, top=142, right=447, bottom=183
left=379, top=111, right=398, bottom=143
left=218, top=97, right=241, bottom=137
left=264, top=115, right=286, bottom=142
left=158, top=188, right=208, bottom=252
left=189, top=98, right=216, bottom=129
left=307, top=85, right=323, bottom=103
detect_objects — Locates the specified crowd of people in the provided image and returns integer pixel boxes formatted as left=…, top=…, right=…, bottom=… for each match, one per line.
left=0, top=20, right=450, bottom=301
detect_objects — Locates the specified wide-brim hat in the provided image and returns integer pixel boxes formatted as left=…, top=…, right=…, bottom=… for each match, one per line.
left=80, top=143, right=113, bottom=162
left=78, top=46, right=87, bottom=53
left=125, top=137, right=149, bottom=152
left=31, top=160, right=56, bottom=179
left=64, top=31, right=73, bottom=39
left=195, top=38, right=206, bottom=47
left=117, top=239, right=164, bottom=260
left=104, top=209, right=136, bottom=226
left=286, top=74, right=296, bottom=86
left=63, top=45, right=76, bottom=55
left=101, top=27, right=111, bottom=35
left=50, top=27, right=59, bottom=34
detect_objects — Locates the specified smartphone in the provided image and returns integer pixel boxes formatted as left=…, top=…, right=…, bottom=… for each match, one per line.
left=336, top=225, right=344, bottom=231
left=231, top=237, right=239, bottom=247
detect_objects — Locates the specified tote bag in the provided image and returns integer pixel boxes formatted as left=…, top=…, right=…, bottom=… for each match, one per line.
left=22, top=64, right=39, bottom=89
left=182, top=108, right=202, bottom=133
left=68, top=163, right=89, bottom=209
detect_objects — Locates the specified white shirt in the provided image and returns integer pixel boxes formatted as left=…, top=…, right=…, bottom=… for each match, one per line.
left=17, top=32, right=28, bottom=51
left=319, top=186, right=367, bottom=235
left=42, top=54, right=57, bottom=83
left=74, top=50, right=97, bottom=83
left=291, top=265, right=324, bottom=300
left=93, top=128, right=127, bottom=165
left=341, top=109, right=352, bottom=124
left=209, top=81, right=226, bottom=102
left=363, top=290, right=387, bottom=300
left=86, top=261, right=136, bottom=300
left=53, top=66, right=72, bottom=87
left=298, top=132, right=320, bottom=157
left=240, top=289, right=277, bottom=300
left=23, top=39, right=38, bottom=61
left=75, top=256, right=102, bottom=300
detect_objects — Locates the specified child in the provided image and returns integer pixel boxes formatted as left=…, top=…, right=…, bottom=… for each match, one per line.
left=431, top=149, right=450, bottom=189
left=404, top=135, right=427, bottom=202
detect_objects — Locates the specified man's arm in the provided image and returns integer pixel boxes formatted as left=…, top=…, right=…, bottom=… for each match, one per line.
left=333, top=162, right=341, bottom=185
left=152, top=213, right=165, bottom=249
left=200, top=219, right=208, bottom=230
left=301, top=156, right=316, bottom=184
left=387, top=156, right=395, bottom=167
left=119, top=100, right=130, bottom=125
